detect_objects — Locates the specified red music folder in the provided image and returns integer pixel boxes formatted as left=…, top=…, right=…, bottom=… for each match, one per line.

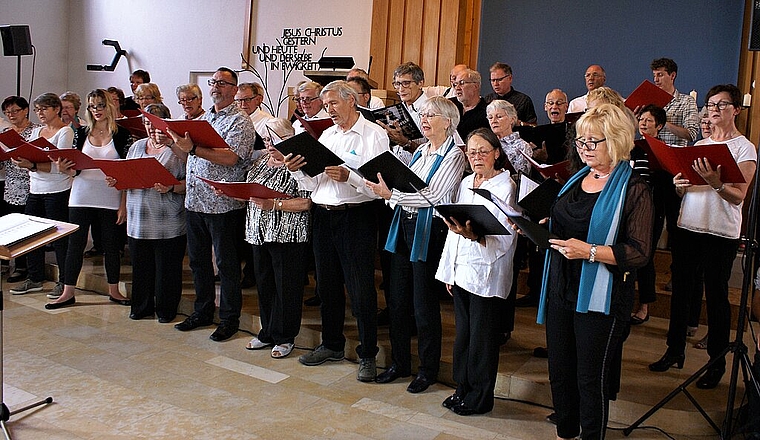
left=0, top=129, right=25, bottom=148
left=198, top=177, right=291, bottom=200
left=141, top=111, right=229, bottom=148
left=295, top=114, right=334, bottom=139
left=116, top=116, right=148, bottom=139
left=46, top=148, right=99, bottom=170
left=94, top=157, right=180, bottom=190
left=642, top=134, right=746, bottom=184
left=29, top=137, right=57, bottom=150
left=625, top=80, right=674, bottom=111
left=519, top=149, right=573, bottom=181
left=6, top=142, right=55, bottom=163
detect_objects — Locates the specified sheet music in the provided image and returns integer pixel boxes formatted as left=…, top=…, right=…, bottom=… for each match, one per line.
left=0, top=214, right=56, bottom=248
left=518, top=173, right=540, bottom=202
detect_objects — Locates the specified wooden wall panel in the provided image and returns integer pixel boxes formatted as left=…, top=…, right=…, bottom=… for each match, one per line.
left=370, top=0, right=480, bottom=89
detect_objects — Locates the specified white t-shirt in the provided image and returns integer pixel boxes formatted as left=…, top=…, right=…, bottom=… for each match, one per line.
left=29, top=125, right=74, bottom=194
left=69, top=138, right=122, bottom=210
left=678, top=135, right=757, bottom=239
left=568, top=93, right=588, bottom=113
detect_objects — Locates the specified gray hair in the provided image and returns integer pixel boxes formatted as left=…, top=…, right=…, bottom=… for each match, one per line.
left=422, top=96, right=460, bottom=138
left=321, top=80, right=359, bottom=106
left=297, top=81, right=323, bottom=95
left=266, top=118, right=295, bottom=139
left=486, top=99, right=517, bottom=120
left=144, top=103, right=171, bottom=119
left=175, top=83, right=202, bottom=99
left=462, top=69, right=481, bottom=87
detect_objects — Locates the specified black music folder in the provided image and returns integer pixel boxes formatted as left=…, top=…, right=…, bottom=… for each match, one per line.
left=274, top=132, right=344, bottom=177
left=435, top=204, right=510, bottom=236
left=517, top=173, right=561, bottom=221
left=357, top=151, right=427, bottom=193
left=370, top=103, right=423, bottom=143
left=470, top=187, right=555, bottom=248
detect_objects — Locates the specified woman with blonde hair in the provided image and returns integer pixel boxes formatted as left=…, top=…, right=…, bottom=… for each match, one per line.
left=135, top=83, right=163, bottom=110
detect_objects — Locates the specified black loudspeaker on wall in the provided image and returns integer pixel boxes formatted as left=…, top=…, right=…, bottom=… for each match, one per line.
left=0, top=25, right=33, bottom=56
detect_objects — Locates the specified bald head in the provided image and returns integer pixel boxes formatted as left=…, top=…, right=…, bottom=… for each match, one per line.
left=449, top=64, right=468, bottom=84
left=545, top=89, right=568, bottom=123
left=584, top=65, right=606, bottom=91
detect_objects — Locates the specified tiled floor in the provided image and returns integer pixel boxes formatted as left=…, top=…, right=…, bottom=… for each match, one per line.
left=0, top=255, right=752, bottom=439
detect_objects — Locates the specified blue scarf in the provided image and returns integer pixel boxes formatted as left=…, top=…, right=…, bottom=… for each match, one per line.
left=385, top=138, right=455, bottom=262
left=537, top=161, right=632, bottom=324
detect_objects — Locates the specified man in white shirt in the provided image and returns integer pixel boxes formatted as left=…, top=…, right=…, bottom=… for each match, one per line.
left=234, top=82, right=274, bottom=136
left=346, top=68, right=384, bottom=109
left=567, top=65, right=606, bottom=114
left=292, top=81, right=329, bottom=134
left=285, top=80, right=389, bottom=383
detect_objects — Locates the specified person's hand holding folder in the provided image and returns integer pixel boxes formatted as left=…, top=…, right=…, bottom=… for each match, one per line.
left=365, top=173, right=393, bottom=200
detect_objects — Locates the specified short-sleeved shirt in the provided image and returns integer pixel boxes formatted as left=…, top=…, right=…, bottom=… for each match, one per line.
left=184, top=103, right=256, bottom=214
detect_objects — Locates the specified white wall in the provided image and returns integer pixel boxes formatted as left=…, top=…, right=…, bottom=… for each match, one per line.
left=0, top=0, right=373, bottom=121
left=0, top=0, right=70, bottom=106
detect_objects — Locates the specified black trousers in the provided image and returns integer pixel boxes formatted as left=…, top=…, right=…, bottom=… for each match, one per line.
left=26, top=190, right=69, bottom=283
left=312, top=203, right=378, bottom=359
left=387, top=215, right=446, bottom=379
left=668, top=227, right=738, bottom=369
left=128, top=235, right=186, bottom=320
left=186, top=209, right=243, bottom=324
left=65, top=207, right=121, bottom=285
left=252, top=241, right=308, bottom=345
left=452, top=285, right=504, bottom=413
left=546, top=300, right=626, bottom=440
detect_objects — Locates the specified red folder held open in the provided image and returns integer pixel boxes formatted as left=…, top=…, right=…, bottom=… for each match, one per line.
left=642, top=134, right=746, bottom=185
left=625, top=80, right=674, bottom=111
left=198, top=177, right=290, bottom=200
left=46, top=148, right=99, bottom=170
left=141, top=111, right=229, bottom=149
left=95, top=157, right=180, bottom=190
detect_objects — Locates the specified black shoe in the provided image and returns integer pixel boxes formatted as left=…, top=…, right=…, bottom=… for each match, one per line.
left=375, top=365, right=410, bottom=384
left=696, top=367, right=725, bottom=389
left=209, top=322, right=239, bottom=341
left=7, top=269, right=28, bottom=283
left=451, top=402, right=487, bottom=416
left=630, top=313, right=650, bottom=325
left=514, top=295, right=539, bottom=308
left=304, top=295, right=321, bottom=306
left=129, top=312, right=154, bottom=320
left=157, top=315, right=175, bottom=323
left=533, top=347, right=548, bottom=358
left=83, top=248, right=103, bottom=258
left=442, top=394, right=463, bottom=409
left=377, top=308, right=390, bottom=326
left=109, top=296, right=131, bottom=306
left=545, top=412, right=558, bottom=425
left=406, top=374, right=436, bottom=394
left=174, top=315, right=213, bottom=331
left=45, top=297, right=75, bottom=310
left=649, top=352, right=685, bottom=372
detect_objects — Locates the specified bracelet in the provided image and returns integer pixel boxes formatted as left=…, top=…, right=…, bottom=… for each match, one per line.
left=589, top=244, right=597, bottom=263
left=189, top=145, right=197, bottom=156
left=29, top=163, right=37, bottom=172
left=713, top=183, right=725, bottom=193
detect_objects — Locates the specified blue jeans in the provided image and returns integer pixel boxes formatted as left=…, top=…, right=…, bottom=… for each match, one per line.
left=186, top=209, right=242, bottom=324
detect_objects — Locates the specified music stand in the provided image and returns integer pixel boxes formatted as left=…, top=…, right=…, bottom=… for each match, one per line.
left=0, top=215, right=78, bottom=439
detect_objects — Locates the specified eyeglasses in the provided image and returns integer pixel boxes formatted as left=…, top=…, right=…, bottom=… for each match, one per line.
left=33, top=106, right=51, bottom=113
left=545, top=101, right=567, bottom=106
left=705, top=101, right=733, bottom=111
left=136, top=96, right=155, bottom=101
left=452, top=80, right=477, bottom=88
left=391, top=80, right=416, bottom=89
left=3, top=108, right=23, bottom=115
left=87, top=103, right=107, bottom=111
left=293, top=96, right=320, bottom=104
left=574, top=138, right=606, bottom=151
left=207, top=79, right=236, bottom=88
left=585, top=72, right=604, bottom=79
left=419, top=112, right=444, bottom=120
left=466, top=149, right=495, bottom=158
left=490, top=75, right=510, bottom=83
left=234, top=97, right=256, bottom=104
left=178, top=96, right=198, bottom=104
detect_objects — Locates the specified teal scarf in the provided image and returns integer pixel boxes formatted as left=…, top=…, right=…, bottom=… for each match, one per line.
left=385, top=138, right=455, bottom=262
left=537, top=161, right=632, bottom=324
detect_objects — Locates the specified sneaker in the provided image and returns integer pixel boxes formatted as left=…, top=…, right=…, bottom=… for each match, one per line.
left=47, top=282, right=64, bottom=299
left=298, top=344, right=344, bottom=366
left=357, top=358, right=377, bottom=382
left=10, top=279, right=43, bottom=295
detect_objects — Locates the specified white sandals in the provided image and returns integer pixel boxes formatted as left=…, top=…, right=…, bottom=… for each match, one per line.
left=245, top=336, right=273, bottom=350
left=271, top=343, right=294, bottom=359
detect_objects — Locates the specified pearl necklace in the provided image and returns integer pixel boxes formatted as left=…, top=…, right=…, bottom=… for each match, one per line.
left=591, top=169, right=610, bottom=179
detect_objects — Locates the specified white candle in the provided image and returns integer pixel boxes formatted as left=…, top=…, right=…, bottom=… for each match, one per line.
left=690, top=90, right=697, bottom=102
left=744, top=93, right=752, bottom=107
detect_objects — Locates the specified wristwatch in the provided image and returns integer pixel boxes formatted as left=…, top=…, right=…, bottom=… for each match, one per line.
left=29, top=163, right=37, bottom=172
left=189, top=145, right=197, bottom=156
